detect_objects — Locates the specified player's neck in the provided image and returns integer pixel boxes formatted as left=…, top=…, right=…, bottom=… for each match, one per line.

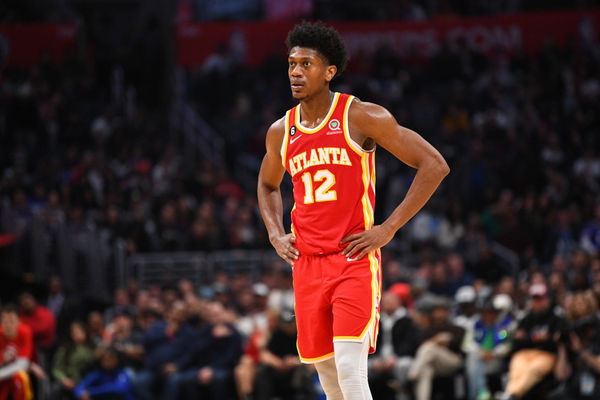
left=299, top=90, right=334, bottom=128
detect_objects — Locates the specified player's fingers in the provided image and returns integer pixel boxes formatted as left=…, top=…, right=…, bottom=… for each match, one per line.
left=340, top=233, right=361, bottom=245
left=286, top=243, right=299, bottom=258
left=345, top=241, right=366, bottom=258
left=343, top=235, right=368, bottom=255
left=281, top=252, right=294, bottom=266
left=277, top=247, right=292, bottom=263
left=341, top=241, right=356, bottom=255
left=355, top=246, right=372, bottom=260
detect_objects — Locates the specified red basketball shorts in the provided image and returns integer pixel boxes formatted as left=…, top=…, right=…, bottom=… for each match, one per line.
left=0, top=371, right=33, bottom=400
left=292, top=250, right=381, bottom=363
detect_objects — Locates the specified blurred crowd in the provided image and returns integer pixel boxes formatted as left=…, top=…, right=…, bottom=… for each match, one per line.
left=2, top=0, right=598, bottom=23
left=2, top=1, right=600, bottom=399
left=189, top=0, right=598, bottom=22
left=2, top=260, right=600, bottom=400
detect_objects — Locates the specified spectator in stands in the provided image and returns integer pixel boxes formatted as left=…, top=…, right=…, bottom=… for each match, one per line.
left=73, top=347, right=133, bottom=400
left=131, top=300, right=198, bottom=400
left=266, top=268, right=295, bottom=313
left=253, top=309, right=313, bottom=400
left=46, top=276, right=83, bottom=340
left=235, top=282, right=270, bottom=339
left=86, top=312, right=106, bottom=348
left=453, top=285, right=479, bottom=330
left=408, top=296, right=465, bottom=400
left=0, top=304, right=33, bottom=400
left=369, top=289, right=421, bottom=400
left=18, top=292, right=56, bottom=357
left=51, top=321, right=96, bottom=400
left=234, top=309, right=278, bottom=400
left=176, top=301, right=243, bottom=400
left=99, top=310, right=144, bottom=371
left=556, top=291, right=600, bottom=399
left=580, top=204, right=600, bottom=255
left=103, top=289, right=136, bottom=324
left=135, top=309, right=161, bottom=334
left=467, top=295, right=515, bottom=400
left=447, top=253, right=475, bottom=295
left=496, top=283, right=567, bottom=400
left=47, top=276, right=65, bottom=318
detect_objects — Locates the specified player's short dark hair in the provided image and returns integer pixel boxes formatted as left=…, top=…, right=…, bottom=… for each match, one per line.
left=1, top=304, right=19, bottom=316
left=286, top=21, right=348, bottom=79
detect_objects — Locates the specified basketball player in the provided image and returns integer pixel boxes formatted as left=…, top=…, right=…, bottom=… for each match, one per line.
left=0, top=305, right=33, bottom=400
left=257, top=22, right=449, bottom=399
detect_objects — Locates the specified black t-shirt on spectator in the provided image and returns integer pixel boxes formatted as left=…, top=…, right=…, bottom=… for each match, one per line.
left=512, top=307, right=566, bottom=354
left=266, top=328, right=298, bottom=358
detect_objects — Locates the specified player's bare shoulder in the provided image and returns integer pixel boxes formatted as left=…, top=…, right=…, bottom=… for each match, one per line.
left=347, top=98, right=397, bottom=145
left=265, top=116, right=287, bottom=154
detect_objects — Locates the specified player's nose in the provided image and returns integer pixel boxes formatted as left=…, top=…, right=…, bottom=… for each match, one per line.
left=290, top=64, right=303, bottom=77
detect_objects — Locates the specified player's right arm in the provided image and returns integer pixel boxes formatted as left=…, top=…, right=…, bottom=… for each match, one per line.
left=257, top=118, right=299, bottom=265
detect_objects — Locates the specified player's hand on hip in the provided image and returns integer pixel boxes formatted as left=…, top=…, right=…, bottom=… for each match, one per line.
left=272, top=233, right=299, bottom=266
left=340, top=225, right=394, bottom=260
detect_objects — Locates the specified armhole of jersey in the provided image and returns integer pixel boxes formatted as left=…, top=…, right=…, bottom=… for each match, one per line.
left=281, top=110, right=290, bottom=168
left=343, top=96, right=375, bottom=155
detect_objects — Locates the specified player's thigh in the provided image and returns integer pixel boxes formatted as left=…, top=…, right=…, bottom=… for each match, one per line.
left=293, top=255, right=335, bottom=361
left=331, top=257, right=376, bottom=340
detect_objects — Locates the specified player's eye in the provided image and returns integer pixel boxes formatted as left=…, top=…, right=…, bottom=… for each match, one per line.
left=303, top=61, right=311, bottom=67
left=289, top=61, right=295, bottom=67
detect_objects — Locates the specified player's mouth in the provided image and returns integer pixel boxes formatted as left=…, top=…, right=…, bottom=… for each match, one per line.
left=291, top=82, right=305, bottom=92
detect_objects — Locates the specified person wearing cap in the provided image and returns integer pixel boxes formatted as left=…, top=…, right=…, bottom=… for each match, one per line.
left=453, top=285, right=479, bottom=365
left=466, top=295, right=515, bottom=400
left=495, top=282, right=567, bottom=400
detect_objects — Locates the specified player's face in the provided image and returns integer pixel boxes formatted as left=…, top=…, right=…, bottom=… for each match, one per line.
left=1, top=312, right=19, bottom=339
left=288, top=47, right=336, bottom=100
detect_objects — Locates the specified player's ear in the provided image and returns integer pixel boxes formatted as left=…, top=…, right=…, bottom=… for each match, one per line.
left=325, top=65, right=337, bottom=83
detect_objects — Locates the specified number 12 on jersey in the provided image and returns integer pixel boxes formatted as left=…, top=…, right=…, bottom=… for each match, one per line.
left=301, top=169, right=337, bottom=204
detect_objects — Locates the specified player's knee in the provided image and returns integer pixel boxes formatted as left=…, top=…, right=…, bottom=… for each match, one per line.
left=335, top=352, right=361, bottom=383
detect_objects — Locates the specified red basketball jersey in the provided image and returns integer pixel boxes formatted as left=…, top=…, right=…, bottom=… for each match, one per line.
left=281, top=92, right=376, bottom=255
left=0, top=323, right=33, bottom=366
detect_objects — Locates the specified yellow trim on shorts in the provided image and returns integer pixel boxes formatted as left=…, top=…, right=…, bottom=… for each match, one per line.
left=16, top=370, right=33, bottom=400
left=298, top=351, right=335, bottom=364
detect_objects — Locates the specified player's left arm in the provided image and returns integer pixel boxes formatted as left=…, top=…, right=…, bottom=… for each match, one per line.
left=341, top=101, right=449, bottom=259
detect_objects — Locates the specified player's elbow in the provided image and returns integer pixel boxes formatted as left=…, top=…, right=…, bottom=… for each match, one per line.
left=431, top=153, right=450, bottom=178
